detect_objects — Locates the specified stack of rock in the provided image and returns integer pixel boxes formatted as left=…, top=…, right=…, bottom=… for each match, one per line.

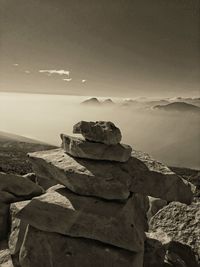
left=2, top=121, right=194, bottom=267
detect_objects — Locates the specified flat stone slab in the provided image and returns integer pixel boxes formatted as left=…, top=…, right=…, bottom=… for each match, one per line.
left=28, top=148, right=131, bottom=200
left=20, top=225, right=144, bottom=267
left=28, top=148, right=193, bottom=203
left=60, top=134, right=132, bottom=162
left=16, top=184, right=147, bottom=252
left=0, top=172, right=43, bottom=204
left=73, top=121, right=122, bottom=145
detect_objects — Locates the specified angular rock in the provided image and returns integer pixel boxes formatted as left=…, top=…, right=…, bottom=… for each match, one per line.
left=129, top=150, right=193, bottom=204
left=165, top=241, right=199, bottom=267
left=73, top=121, right=122, bottom=145
left=144, top=234, right=166, bottom=267
left=19, top=225, right=144, bottom=267
left=149, top=201, right=200, bottom=260
left=36, top=176, right=58, bottom=190
left=0, top=204, right=9, bottom=240
left=0, top=172, right=43, bottom=204
left=28, top=148, right=132, bottom=200
left=0, top=241, right=14, bottom=267
left=16, top=185, right=147, bottom=252
left=28, top=148, right=193, bottom=203
left=147, top=196, right=167, bottom=221
left=146, top=231, right=199, bottom=267
left=9, top=201, right=29, bottom=255
left=60, top=134, right=132, bottom=162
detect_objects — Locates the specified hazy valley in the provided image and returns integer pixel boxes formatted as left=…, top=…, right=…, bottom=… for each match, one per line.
left=1, top=92, right=199, bottom=169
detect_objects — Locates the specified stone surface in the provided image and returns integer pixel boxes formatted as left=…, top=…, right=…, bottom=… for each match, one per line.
left=73, top=121, right=122, bottom=145
left=9, top=201, right=29, bottom=255
left=149, top=201, right=200, bottom=260
left=147, top=196, right=167, bottom=221
left=144, top=234, right=165, bottom=267
left=0, top=172, right=43, bottom=204
left=60, top=134, right=132, bottom=162
left=165, top=241, right=199, bottom=267
left=23, top=172, right=37, bottom=183
left=0, top=204, right=9, bottom=240
left=19, top=225, right=144, bottom=267
left=130, top=150, right=193, bottom=204
left=28, top=148, right=131, bottom=200
left=16, top=185, right=147, bottom=252
left=28, top=148, right=193, bottom=203
left=146, top=231, right=199, bottom=267
left=0, top=241, right=14, bottom=267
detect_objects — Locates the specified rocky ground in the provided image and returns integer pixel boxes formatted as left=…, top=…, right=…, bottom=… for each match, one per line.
left=0, top=125, right=199, bottom=267
left=0, top=133, right=55, bottom=174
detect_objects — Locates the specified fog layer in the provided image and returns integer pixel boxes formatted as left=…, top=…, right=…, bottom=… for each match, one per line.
left=0, top=93, right=199, bottom=169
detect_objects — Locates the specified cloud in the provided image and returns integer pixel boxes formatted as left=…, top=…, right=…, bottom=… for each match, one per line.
left=13, top=63, right=19, bottom=66
left=39, top=69, right=70, bottom=76
left=63, top=78, right=72, bottom=82
left=25, top=70, right=31, bottom=74
left=82, top=79, right=87, bottom=83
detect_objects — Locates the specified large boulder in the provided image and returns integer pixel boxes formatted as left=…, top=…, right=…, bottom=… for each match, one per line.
left=28, top=148, right=131, bottom=200
left=73, top=121, right=122, bottom=145
left=28, top=148, right=193, bottom=203
left=16, top=185, right=148, bottom=252
left=0, top=172, right=43, bottom=203
left=149, top=201, right=200, bottom=260
left=129, top=150, right=193, bottom=204
left=19, top=225, right=144, bottom=267
left=60, top=134, right=132, bottom=162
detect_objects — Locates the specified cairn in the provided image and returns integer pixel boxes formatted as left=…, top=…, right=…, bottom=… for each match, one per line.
left=2, top=121, right=193, bottom=267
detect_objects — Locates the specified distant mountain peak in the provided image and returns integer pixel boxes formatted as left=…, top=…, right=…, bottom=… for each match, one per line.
left=102, top=98, right=115, bottom=105
left=81, top=97, right=101, bottom=105
left=154, top=101, right=200, bottom=112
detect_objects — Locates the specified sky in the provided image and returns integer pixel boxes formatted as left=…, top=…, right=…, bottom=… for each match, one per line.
left=0, top=0, right=199, bottom=97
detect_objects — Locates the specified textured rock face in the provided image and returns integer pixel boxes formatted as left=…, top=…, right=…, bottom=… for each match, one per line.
left=20, top=226, right=144, bottom=267
left=60, top=134, right=132, bottom=162
left=28, top=148, right=193, bottom=203
left=16, top=185, right=147, bottom=252
left=149, top=201, right=200, bottom=260
left=9, top=201, right=29, bottom=255
left=28, top=148, right=131, bottom=200
left=0, top=172, right=43, bottom=241
left=146, top=231, right=199, bottom=267
left=0, top=172, right=43, bottom=203
left=130, top=151, right=193, bottom=204
left=0, top=204, right=9, bottom=240
left=147, top=196, right=167, bottom=221
left=73, top=121, right=122, bottom=145
left=0, top=241, right=14, bottom=267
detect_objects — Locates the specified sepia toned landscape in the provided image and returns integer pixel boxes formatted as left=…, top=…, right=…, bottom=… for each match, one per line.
left=0, top=1, right=199, bottom=267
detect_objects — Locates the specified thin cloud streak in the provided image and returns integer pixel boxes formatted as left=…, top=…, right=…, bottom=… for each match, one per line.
left=63, top=78, right=72, bottom=82
left=39, top=69, right=70, bottom=76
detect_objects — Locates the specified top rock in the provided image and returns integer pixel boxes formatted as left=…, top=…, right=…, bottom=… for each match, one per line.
left=73, top=121, right=122, bottom=145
